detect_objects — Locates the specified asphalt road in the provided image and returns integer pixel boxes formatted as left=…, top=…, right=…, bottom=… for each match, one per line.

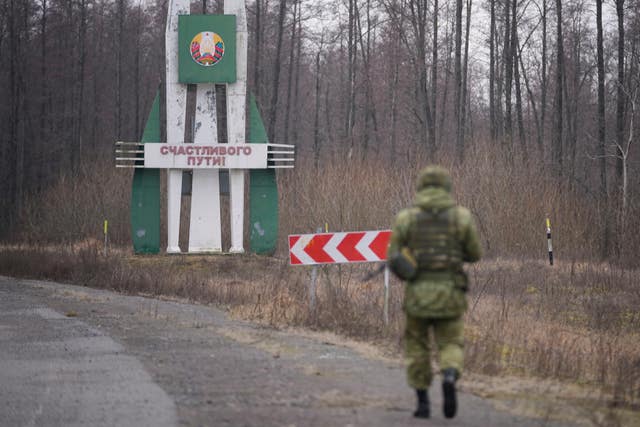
left=0, top=276, right=575, bottom=427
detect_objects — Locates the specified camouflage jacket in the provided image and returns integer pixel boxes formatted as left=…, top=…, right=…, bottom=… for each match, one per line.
left=388, top=187, right=482, bottom=319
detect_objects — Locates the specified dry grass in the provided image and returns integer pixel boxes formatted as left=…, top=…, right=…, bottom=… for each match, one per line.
left=465, top=261, right=640, bottom=405
left=3, top=143, right=640, bottom=421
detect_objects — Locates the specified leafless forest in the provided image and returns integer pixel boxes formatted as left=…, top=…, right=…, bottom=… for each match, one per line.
left=1, top=0, right=640, bottom=263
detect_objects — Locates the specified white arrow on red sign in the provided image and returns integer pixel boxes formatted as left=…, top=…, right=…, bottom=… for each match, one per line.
left=288, top=230, right=391, bottom=265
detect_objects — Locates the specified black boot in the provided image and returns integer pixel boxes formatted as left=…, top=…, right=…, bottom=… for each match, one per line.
left=413, top=389, right=430, bottom=418
left=442, top=368, right=458, bottom=419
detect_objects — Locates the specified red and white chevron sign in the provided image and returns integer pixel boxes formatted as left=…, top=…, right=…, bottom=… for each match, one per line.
left=288, top=230, right=391, bottom=265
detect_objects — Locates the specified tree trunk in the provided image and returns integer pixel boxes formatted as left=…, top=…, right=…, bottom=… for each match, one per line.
left=267, top=0, right=287, bottom=143
left=117, top=0, right=125, bottom=140
left=388, top=0, right=404, bottom=162
left=495, top=0, right=504, bottom=143
left=39, top=0, right=47, bottom=142
left=407, top=0, right=434, bottom=154
left=439, top=8, right=453, bottom=145
left=355, top=0, right=379, bottom=155
left=514, top=28, right=526, bottom=161
left=39, top=0, right=48, bottom=191
left=75, top=0, right=87, bottom=175
left=615, top=0, right=625, bottom=182
left=390, top=49, right=400, bottom=162
left=596, top=0, right=609, bottom=257
left=7, top=0, right=19, bottom=228
left=454, top=0, right=463, bottom=161
left=567, top=22, right=581, bottom=183
left=553, top=0, right=565, bottom=173
left=283, top=0, right=298, bottom=146
left=489, top=0, right=496, bottom=142
left=503, top=0, right=514, bottom=150
left=540, top=0, right=548, bottom=155
left=313, top=44, right=321, bottom=168
left=432, top=0, right=439, bottom=146
left=253, top=0, right=262, bottom=100
left=345, top=0, right=357, bottom=151
left=291, top=8, right=302, bottom=156
left=620, top=91, right=636, bottom=231
left=92, top=1, right=103, bottom=152
left=460, top=0, right=472, bottom=152
left=135, top=3, right=142, bottom=139
left=519, top=44, right=540, bottom=153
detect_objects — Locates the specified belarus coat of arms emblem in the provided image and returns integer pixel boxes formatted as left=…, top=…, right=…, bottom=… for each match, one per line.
left=190, top=31, right=225, bottom=66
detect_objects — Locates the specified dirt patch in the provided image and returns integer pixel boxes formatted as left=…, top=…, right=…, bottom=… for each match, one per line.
left=216, top=326, right=303, bottom=358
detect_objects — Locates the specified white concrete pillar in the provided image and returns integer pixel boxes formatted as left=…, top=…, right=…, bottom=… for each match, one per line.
left=165, top=0, right=189, bottom=254
left=225, top=0, right=247, bottom=253
left=166, top=170, right=183, bottom=253
left=189, top=85, right=222, bottom=253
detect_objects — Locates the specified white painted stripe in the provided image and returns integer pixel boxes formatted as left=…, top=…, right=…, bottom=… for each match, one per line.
left=267, top=143, right=295, bottom=148
left=115, top=141, right=145, bottom=146
left=355, top=231, right=379, bottom=261
left=324, top=233, right=348, bottom=263
left=291, top=234, right=316, bottom=265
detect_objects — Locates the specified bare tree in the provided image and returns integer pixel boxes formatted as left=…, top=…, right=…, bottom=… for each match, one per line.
left=345, top=0, right=357, bottom=152
left=439, top=5, right=454, bottom=144
left=291, top=5, right=302, bottom=153
left=356, top=0, right=380, bottom=155
left=252, top=0, right=263, bottom=100
left=553, top=0, right=565, bottom=173
left=594, top=83, right=638, bottom=238
left=6, top=0, right=20, bottom=229
left=514, top=27, right=527, bottom=161
left=314, top=37, right=323, bottom=168
left=386, top=0, right=406, bottom=161
left=615, top=0, right=626, bottom=182
left=134, top=2, right=143, bottom=139
left=283, top=0, right=299, bottom=146
left=267, top=0, right=288, bottom=142
left=454, top=0, right=463, bottom=160
left=596, top=0, right=610, bottom=256
left=460, top=0, right=472, bottom=152
left=432, top=0, right=439, bottom=144
left=383, top=0, right=435, bottom=154
left=489, top=0, right=496, bottom=142
left=503, top=0, right=514, bottom=150
left=72, top=0, right=88, bottom=176
left=616, top=84, right=637, bottom=229
left=116, top=0, right=126, bottom=140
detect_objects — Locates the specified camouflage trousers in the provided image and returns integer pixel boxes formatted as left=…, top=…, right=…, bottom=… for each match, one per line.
left=404, top=315, right=464, bottom=389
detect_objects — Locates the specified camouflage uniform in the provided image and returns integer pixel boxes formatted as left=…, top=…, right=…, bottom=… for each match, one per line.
left=388, top=166, right=481, bottom=393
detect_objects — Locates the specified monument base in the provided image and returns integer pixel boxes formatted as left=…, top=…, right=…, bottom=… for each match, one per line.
left=188, top=247, right=223, bottom=254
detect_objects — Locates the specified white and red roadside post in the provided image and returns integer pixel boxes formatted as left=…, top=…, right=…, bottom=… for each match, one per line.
left=288, top=230, right=392, bottom=324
